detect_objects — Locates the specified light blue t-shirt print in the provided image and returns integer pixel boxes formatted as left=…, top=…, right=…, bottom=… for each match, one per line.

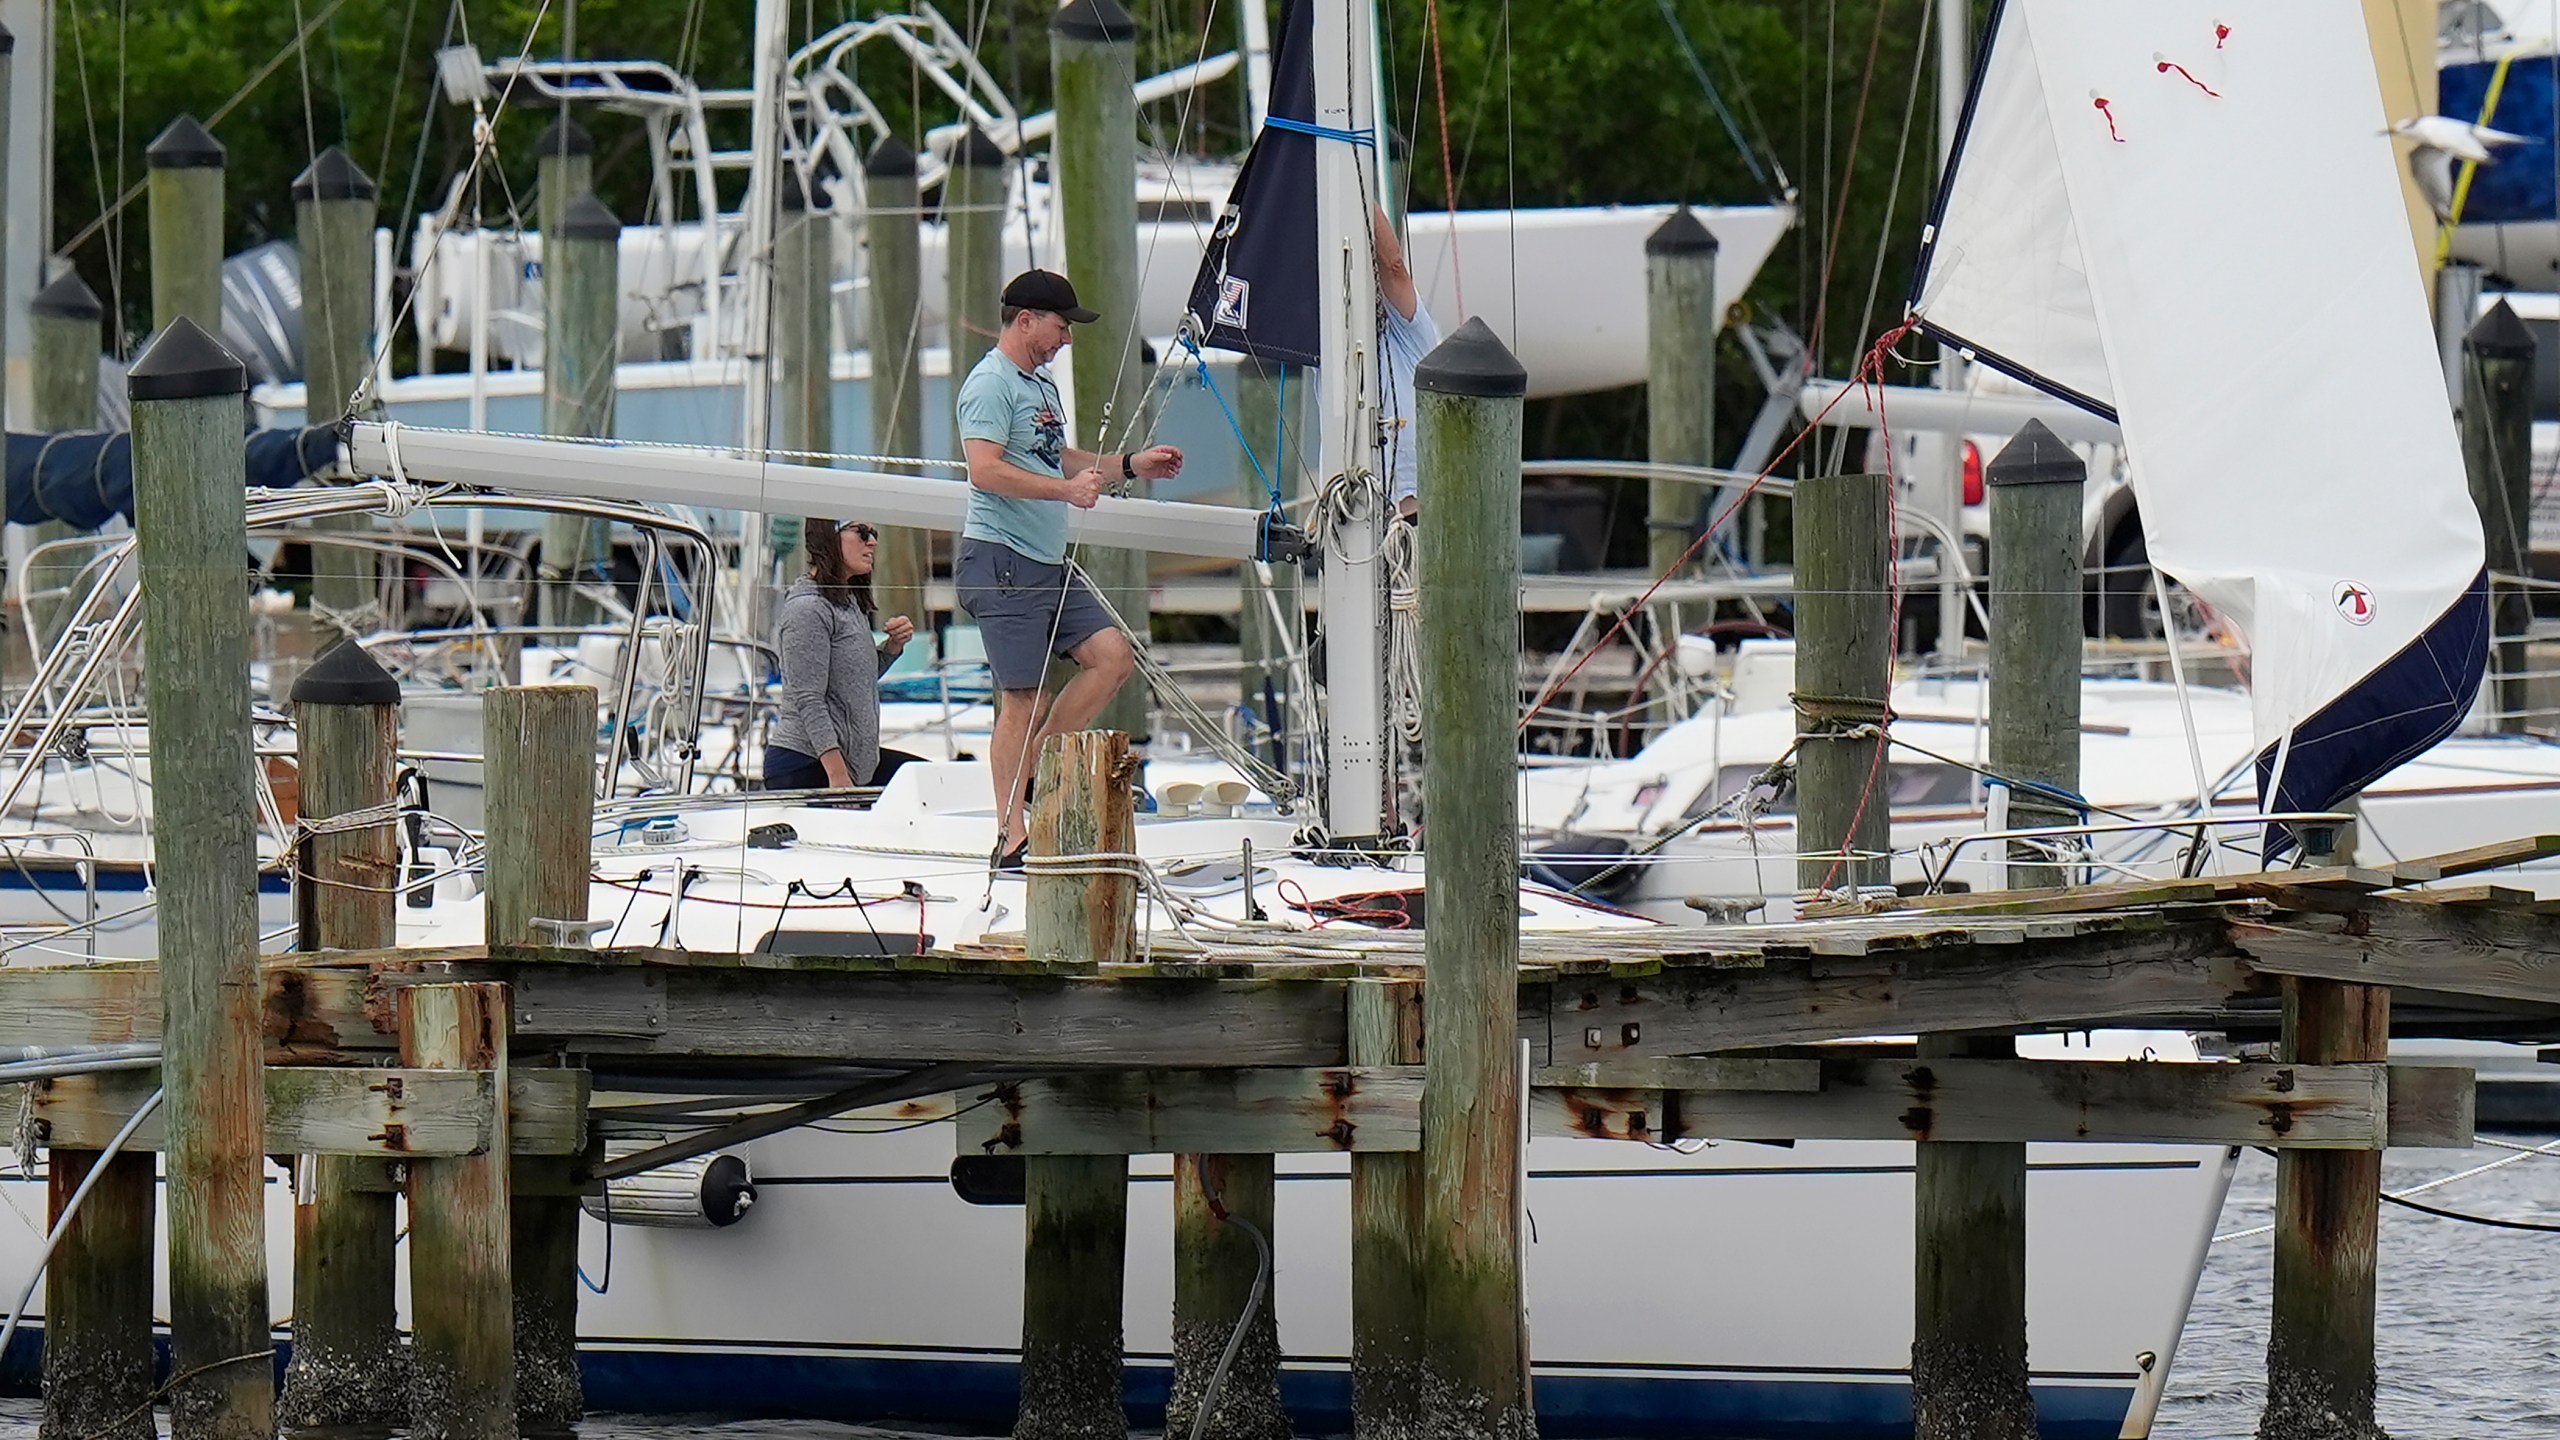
left=957, top=346, right=1074, bottom=564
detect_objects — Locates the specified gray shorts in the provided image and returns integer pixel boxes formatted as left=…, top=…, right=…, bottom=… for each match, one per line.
left=954, top=538, right=1117, bottom=691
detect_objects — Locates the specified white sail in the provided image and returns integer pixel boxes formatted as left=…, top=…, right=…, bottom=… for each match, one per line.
left=1909, top=0, right=2487, bottom=845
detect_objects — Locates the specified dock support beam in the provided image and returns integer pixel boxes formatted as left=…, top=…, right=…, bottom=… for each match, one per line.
left=402, top=982, right=516, bottom=1440
left=864, top=137, right=930, bottom=623
left=487, top=684, right=599, bottom=1426
left=1349, top=977, right=1426, bottom=1440
left=1168, top=1154, right=1287, bottom=1440
left=1053, top=0, right=1150, bottom=742
left=1791, top=472, right=1892, bottom=903
left=1018, top=728, right=1136, bottom=1440
left=296, top=146, right=380, bottom=636
left=1415, top=319, right=1533, bottom=1440
left=279, top=641, right=408, bottom=1429
left=130, top=317, right=272, bottom=1440
left=2258, top=979, right=2389, bottom=1440
left=540, top=193, right=621, bottom=629
left=2460, top=301, right=2535, bottom=732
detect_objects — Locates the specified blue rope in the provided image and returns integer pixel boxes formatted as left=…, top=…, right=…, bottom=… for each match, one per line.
left=1275, top=365, right=1288, bottom=499
left=1179, top=333, right=1285, bottom=517
left=1261, top=115, right=1378, bottom=147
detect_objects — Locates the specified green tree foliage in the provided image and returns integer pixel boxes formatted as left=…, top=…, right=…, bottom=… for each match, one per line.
left=56, top=0, right=1948, bottom=457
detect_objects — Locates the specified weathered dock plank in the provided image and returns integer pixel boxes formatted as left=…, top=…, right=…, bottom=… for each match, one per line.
left=2235, top=904, right=2560, bottom=1007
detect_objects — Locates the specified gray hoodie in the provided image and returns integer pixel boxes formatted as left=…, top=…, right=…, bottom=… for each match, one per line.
left=769, top=575, right=895, bottom=784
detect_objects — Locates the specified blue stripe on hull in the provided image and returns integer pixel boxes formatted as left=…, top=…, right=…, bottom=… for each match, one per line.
left=4, top=1330, right=2137, bottom=1438
left=578, top=1347, right=2136, bottom=1439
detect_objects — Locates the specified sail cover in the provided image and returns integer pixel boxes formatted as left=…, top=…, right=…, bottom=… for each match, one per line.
left=7, top=427, right=338, bottom=531
left=1183, top=0, right=1319, bottom=364
left=1909, top=0, right=2487, bottom=850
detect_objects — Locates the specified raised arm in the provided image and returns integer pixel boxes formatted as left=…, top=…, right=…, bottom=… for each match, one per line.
left=1373, top=207, right=1420, bottom=322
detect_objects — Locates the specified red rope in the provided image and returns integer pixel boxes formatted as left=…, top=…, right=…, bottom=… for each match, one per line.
left=2156, top=59, right=2219, bottom=97
left=2092, top=95, right=2125, bottom=143
left=1424, top=0, right=1464, bottom=314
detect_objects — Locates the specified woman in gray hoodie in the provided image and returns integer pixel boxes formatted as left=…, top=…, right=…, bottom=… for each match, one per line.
left=764, top=519, right=918, bottom=790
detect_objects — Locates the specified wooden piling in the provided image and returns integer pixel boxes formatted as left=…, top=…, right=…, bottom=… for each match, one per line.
left=1053, top=0, right=1150, bottom=742
left=1166, top=1154, right=1287, bottom=1440
left=39, top=1150, right=156, bottom=1440
left=1018, top=729, right=1136, bottom=1440
left=1348, top=977, right=1425, bottom=1440
left=944, top=126, right=1008, bottom=385
left=400, top=982, right=517, bottom=1440
left=26, top=270, right=102, bottom=653
left=296, top=146, right=382, bottom=637
left=277, top=640, right=408, bottom=1429
left=146, top=116, right=225, bottom=337
left=1644, top=208, right=1717, bottom=589
left=129, top=318, right=271, bottom=1439
left=773, top=169, right=833, bottom=571
left=485, top=684, right=598, bottom=1425
left=1790, top=473, right=1893, bottom=902
left=540, top=193, right=621, bottom=628
left=1414, top=318, right=1533, bottom=1440
left=864, top=137, right=930, bottom=623
left=2258, top=980, right=2389, bottom=1440
left=2461, top=300, right=2534, bottom=732
left=1906, top=422, right=2086, bottom=1440
left=533, top=113, right=593, bottom=255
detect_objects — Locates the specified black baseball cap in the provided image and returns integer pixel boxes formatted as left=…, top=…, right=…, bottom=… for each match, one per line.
left=1002, top=269, right=1100, bottom=323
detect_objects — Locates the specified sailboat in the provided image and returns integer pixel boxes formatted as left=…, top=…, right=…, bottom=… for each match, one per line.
left=0, top=3, right=2327, bottom=1437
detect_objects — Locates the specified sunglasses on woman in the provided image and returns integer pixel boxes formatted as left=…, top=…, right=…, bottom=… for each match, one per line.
left=849, top=524, right=880, bottom=542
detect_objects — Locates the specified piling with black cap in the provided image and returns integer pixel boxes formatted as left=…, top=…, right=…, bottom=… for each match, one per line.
left=25, top=270, right=103, bottom=651
left=1413, top=316, right=1534, bottom=1440
left=146, top=115, right=225, bottom=338
left=541, top=193, right=622, bottom=628
left=1644, top=208, right=1718, bottom=589
left=1052, top=0, right=1150, bottom=740
left=129, top=316, right=272, bottom=1440
left=533, top=111, right=594, bottom=250
left=296, top=146, right=383, bottom=637
left=865, top=137, right=930, bottom=623
left=277, top=638, right=408, bottom=1431
left=2462, top=301, right=2535, bottom=730
left=944, top=126, right=1008, bottom=383
left=774, top=166, right=833, bottom=567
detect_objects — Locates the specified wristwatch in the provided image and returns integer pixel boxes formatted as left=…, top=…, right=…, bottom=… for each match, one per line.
left=1121, top=451, right=1137, bottom=480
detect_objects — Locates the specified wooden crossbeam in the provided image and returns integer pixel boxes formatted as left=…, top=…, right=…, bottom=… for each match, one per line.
left=32, top=1067, right=588, bottom=1156
left=956, top=1067, right=1425, bottom=1155
left=1536, top=1060, right=2471, bottom=1149
left=946, top=1060, right=2472, bottom=1154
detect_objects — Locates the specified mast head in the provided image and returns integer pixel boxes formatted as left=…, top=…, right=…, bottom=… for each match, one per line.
left=1415, top=316, right=1527, bottom=399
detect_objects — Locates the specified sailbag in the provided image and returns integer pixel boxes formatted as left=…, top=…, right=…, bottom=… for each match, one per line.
left=1908, top=0, right=2488, bottom=852
left=1183, top=0, right=1320, bottom=363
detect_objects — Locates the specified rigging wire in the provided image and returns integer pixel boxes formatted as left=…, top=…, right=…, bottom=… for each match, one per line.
left=1653, top=0, right=1781, bottom=201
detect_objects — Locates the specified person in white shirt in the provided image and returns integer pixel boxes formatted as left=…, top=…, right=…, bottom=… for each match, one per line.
left=1373, top=207, right=1442, bottom=520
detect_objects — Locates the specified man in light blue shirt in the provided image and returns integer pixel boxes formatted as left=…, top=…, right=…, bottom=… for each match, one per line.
left=955, top=268, right=1184, bottom=867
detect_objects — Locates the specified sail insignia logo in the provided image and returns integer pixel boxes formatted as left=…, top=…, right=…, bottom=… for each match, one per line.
left=1215, top=276, right=1251, bottom=328
left=2333, top=581, right=2374, bottom=627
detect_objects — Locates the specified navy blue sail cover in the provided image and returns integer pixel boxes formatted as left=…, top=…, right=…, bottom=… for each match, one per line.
left=6, top=426, right=338, bottom=530
left=1184, top=0, right=1321, bottom=364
